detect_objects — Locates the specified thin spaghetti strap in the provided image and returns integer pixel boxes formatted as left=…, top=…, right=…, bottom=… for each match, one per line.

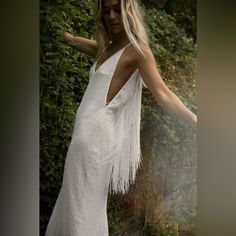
left=124, top=42, right=131, bottom=49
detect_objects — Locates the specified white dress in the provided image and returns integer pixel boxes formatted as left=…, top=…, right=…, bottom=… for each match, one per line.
left=45, top=43, right=143, bottom=236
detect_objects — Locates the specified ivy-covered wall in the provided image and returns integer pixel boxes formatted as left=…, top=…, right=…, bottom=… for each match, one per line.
left=40, top=0, right=196, bottom=235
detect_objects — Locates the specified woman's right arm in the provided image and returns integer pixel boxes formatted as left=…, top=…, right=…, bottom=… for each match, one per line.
left=63, top=32, right=98, bottom=57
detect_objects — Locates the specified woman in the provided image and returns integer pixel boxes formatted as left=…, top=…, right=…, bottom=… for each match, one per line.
left=45, top=0, right=197, bottom=235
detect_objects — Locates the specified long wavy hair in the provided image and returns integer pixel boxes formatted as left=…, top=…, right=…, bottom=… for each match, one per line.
left=95, top=0, right=150, bottom=58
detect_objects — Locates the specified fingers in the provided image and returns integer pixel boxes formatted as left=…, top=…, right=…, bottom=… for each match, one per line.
left=63, top=31, right=74, bottom=43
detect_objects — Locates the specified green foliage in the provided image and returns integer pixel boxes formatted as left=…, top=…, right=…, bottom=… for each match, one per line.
left=40, top=0, right=196, bottom=235
left=40, top=0, right=97, bottom=234
left=162, top=0, right=197, bottom=42
left=143, top=220, right=179, bottom=236
left=141, top=0, right=197, bottom=42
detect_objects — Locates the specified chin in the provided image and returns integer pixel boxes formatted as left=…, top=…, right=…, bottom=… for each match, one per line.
left=111, top=30, right=120, bottom=34
left=111, top=28, right=124, bottom=35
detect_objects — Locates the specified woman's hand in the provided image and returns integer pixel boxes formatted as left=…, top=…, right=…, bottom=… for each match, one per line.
left=58, top=30, right=97, bottom=56
left=63, top=31, right=74, bottom=43
left=192, top=115, right=197, bottom=131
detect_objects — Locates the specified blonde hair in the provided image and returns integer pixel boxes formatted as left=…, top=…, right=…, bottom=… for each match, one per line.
left=95, top=0, right=150, bottom=57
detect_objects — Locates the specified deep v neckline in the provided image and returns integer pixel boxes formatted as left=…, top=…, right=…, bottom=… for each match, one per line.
left=94, top=42, right=131, bottom=73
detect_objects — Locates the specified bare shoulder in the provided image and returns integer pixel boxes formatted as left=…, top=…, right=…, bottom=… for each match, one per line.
left=126, top=42, right=155, bottom=66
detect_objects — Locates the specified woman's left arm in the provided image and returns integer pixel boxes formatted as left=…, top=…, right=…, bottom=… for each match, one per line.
left=137, top=46, right=197, bottom=130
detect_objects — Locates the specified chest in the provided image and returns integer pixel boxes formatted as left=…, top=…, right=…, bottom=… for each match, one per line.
left=106, top=53, right=138, bottom=101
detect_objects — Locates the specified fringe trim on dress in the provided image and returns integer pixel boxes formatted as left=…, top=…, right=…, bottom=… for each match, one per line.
left=106, top=75, right=143, bottom=194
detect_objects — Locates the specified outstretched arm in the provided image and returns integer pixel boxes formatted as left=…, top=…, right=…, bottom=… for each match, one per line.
left=137, top=45, right=197, bottom=130
left=63, top=31, right=98, bottom=57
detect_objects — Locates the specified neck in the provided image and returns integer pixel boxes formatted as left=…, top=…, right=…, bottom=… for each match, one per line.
left=110, top=31, right=129, bottom=46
